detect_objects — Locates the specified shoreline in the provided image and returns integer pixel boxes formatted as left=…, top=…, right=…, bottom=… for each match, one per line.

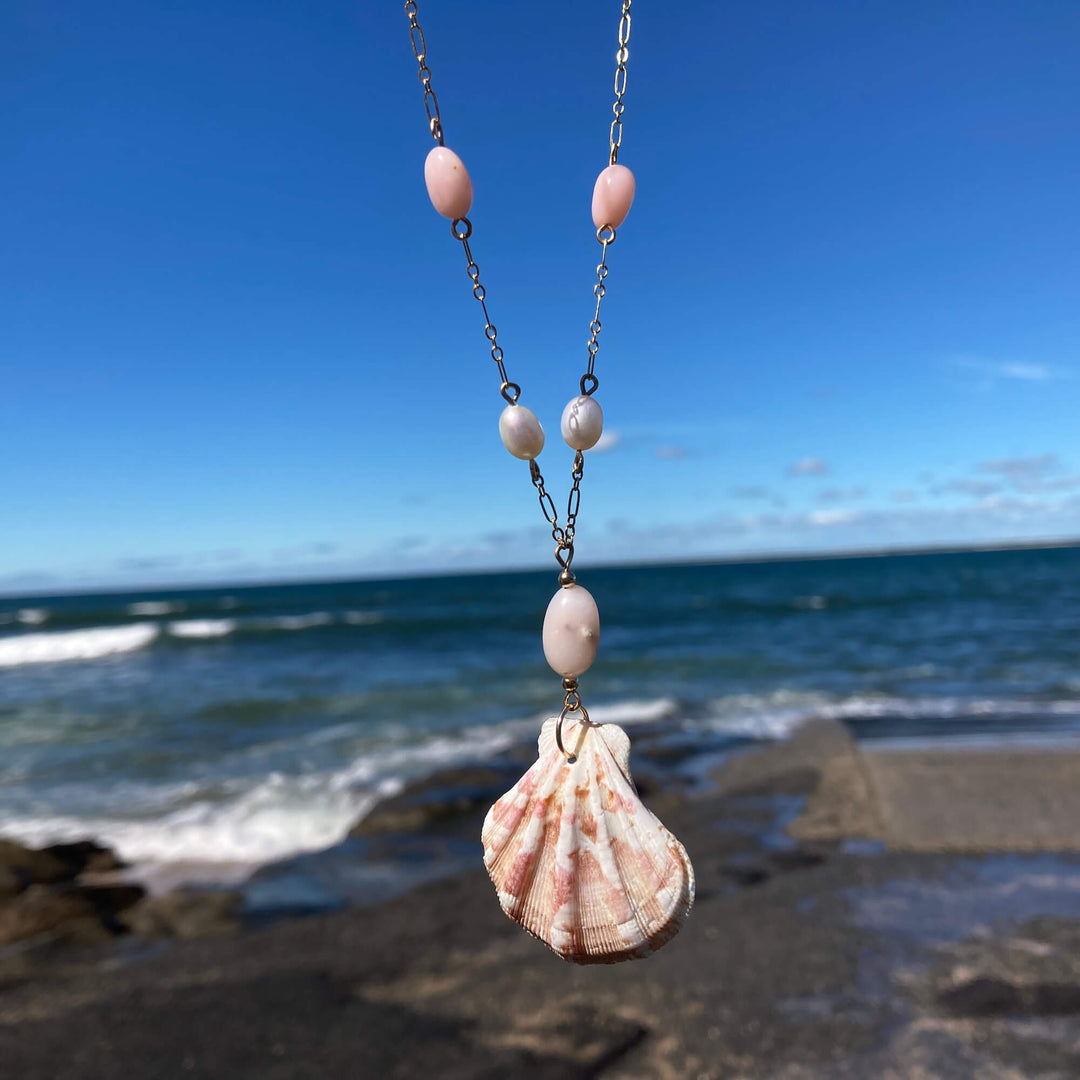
left=3, top=719, right=1080, bottom=1076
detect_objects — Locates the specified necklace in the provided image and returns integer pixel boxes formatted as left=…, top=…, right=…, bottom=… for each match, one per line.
left=402, top=1, right=694, bottom=965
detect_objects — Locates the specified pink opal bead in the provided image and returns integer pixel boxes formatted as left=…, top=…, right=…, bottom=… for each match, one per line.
left=591, top=164, right=636, bottom=229
left=424, top=146, right=473, bottom=220
left=542, top=584, right=600, bottom=678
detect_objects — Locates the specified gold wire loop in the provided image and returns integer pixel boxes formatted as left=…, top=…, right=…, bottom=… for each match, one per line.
left=451, top=217, right=472, bottom=241
left=556, top=700, right=591, bottom=762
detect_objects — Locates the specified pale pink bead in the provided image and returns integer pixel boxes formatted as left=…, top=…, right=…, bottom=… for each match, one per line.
left=542, top=584, right=600, bottom=678
left=424, top=146, right=473, bottom=220
left=591, top=164, right=635, bottom=229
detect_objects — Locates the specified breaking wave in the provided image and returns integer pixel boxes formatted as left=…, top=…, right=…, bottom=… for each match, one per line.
left=0, top=624, right=159, bottom=668
left=168, top=619, right=237, bottom=639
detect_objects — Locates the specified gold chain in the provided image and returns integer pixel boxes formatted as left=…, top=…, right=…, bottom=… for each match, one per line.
left=609, top=2, right=632, bottom=166
left=402, top=1, right=633, bottom=576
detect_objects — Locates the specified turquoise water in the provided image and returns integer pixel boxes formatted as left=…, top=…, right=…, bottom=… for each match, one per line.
left=1, top=546, right=1079, bottom=873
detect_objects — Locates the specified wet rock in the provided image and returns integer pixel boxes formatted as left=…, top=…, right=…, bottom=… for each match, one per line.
left=1031, top=982, right=1080, bottom=1015
left=0, top=882, right=145, bottom=948
left=77, top=884, right=147, bottom=926
left=635, top=738, right=703, bottom=766
left=352, top=766, right=518, bottom=837
left=0, top=885, right=97, bottom=946
left=769, top=848, right=826, bottom=873
left=121, top=889, right=243, bottom=939
left=937, top=975, right=1023, bottom=1017
left=0, top=865, right=24, bottom=901
left=937, top=974, right=1080, bottom=1018
left=42, top=839, right=124, bottom=876
left=481, top=1003, right=647, bottom=1072
left=0, top=839, right=72, bottom=885
left=931, top=916, right=1080, bottom=1020
left=0, top=837, right=124, bottom=885
left=719, top=858, right=771, bottom=888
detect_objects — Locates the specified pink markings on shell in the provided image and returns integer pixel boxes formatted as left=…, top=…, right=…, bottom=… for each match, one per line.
left=480, top=717, right=694, bottom=965
left=504, top=846, right=538, bottom=900
left=424, top=146, right=473, bottom=220
left=591, top=164, right=636, bottom=229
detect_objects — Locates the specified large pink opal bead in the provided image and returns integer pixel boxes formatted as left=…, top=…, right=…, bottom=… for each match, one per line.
left=424, top=146, right=473, bottom=220
left=591, top=164, right=635, bottom=229
left=543, top=584, right=600, bottom=679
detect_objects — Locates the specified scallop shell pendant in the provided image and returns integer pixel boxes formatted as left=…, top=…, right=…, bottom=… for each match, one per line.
left=482, top=716, right=695, bottom=964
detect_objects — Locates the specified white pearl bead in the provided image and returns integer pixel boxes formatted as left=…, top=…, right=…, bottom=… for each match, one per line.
left=542, top=584, right=600, bottom=678
left=560, top=395, right=604, bottom=451
left=498, top=404, right=545, bottom=460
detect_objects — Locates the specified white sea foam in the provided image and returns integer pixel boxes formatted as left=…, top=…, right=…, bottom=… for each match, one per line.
left=0, top=698, right=673, bottom=867
left=128, top=601, right=184, bottom=616
left=344, top=610, right=383, bottom=626
left=168, top=619, right=237, bottom=639
left=0, top=623, right=159, bottom=669
left=703, top=691, right=1080, bottom=741
left=704, top=689, right=835, bottom=739
left=0, top=736, right=452, bottom=866
left=0, top=783, right=389, bottom=865
left=261, top=612, right=334, bottom=631
left=5, top=690, right=1072, bottom=873
left=585, top=698, right=680, bottom=726
left=17, top=608, right=49, bottom=626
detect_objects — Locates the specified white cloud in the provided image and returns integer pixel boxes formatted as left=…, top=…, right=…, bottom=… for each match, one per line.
left=932, top=479, right=1000, bottom=498
left=973, top=453, right=1080, bottom=493
left=817, top=486, right=867, bottom=504
left=655, top=446, right=689, bottom=461
left=979, top=453, right=1058, bottom=478
left=729, top=486, right=787, bottom=509
left=809, top=509, right=858, bottom=526
left=787, top=457, right=829, bottom=477
left=954, top=357, right=1067, bottom=384
left=997, top=363, right=1055, bottom=381
left=588, top=430, right=620, bottom=454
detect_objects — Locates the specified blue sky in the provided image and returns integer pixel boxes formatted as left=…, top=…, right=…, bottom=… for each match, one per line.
left=3, top=1, right=1080, bottom=593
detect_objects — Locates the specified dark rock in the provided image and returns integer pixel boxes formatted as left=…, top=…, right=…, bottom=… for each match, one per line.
left=719, top=858, right=771, bottom=887
left=1031, top=982, right=1080, bottom=1015
left=489, top=1004, right=647, bottom=1072
left=937, top=976, right=1024, bottom=1017
left=0, top=837, right=124, bottom=885
left=769, top=848, right=826, bottom=873
left=42, top=839, right=125, bottom=875
left=352, top=766, right=517, bottom=837
left=0, top=882, right=144, bottom=948
left=74, top=884, right=147, bottom=928
left=0, top=885, right=98, bottom=946
left=0, top=864, right=24, bottom=901
left=121, top=890, right=243, bottom=940
left=0, top=839, right=72, bottom=885
left=634, top=738, right=703, bottom=766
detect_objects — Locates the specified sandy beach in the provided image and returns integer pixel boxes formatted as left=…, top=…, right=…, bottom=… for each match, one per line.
left=2, top=718, right=1079, bottom=1079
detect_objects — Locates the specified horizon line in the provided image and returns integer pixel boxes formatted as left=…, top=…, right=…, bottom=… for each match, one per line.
left=2, top=534, right=1079, bottom=603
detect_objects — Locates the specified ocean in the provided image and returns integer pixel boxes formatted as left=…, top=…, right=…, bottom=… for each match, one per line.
left=1, top=546, right=1079, bottom=901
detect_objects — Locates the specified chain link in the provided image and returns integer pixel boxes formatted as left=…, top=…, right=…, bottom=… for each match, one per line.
left=609, top=1, right=632, bottom=166
left=580, top=230, right=614, bottom=394
left=403, top=0, right=631, bottom=575
left=404, top=2, right=444, bottom=144
left=455, top=225, right=520, bottom=403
